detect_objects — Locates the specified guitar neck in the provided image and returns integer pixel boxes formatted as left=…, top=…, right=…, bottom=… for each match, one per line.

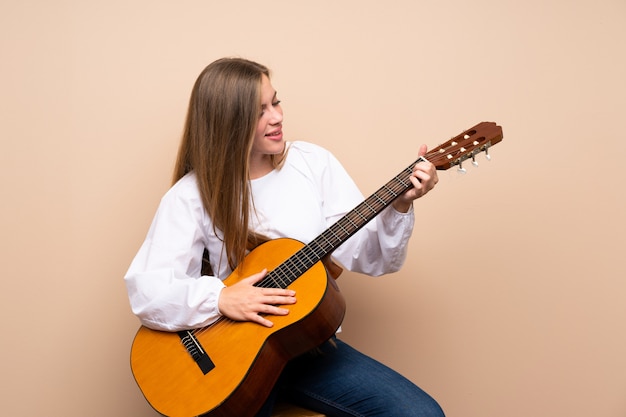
left=310, top=158, right=423, bottom=253
left=259, top=121, right=503, bottom=289
left=260, top=157, right=423, bottom=289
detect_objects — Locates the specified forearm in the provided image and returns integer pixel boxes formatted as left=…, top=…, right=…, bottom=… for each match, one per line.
left=125, top=268, right=225, bottom=332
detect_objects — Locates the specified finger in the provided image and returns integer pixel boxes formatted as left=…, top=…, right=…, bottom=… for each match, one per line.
left=261, top=288, right=296, bottom=297
left=266, top=305, right=291, bottom=315
left=412, top=169, right=431, bottom=186
left=414, top=158, right=435, bottom=173
left=249, top=313, right=275, bottom=328
left=242, top=269, right=268, bottom=285
left=413, top=163, right=438, bottom=186
left=250, top=305, right=290, bottom=328
left=415, top=172, right=437, bottom=192
left=418, top=144, right=428, bottom=157
left=408, top=174, right=422, bottom=192
left=262, top=294, right=297, bottom=305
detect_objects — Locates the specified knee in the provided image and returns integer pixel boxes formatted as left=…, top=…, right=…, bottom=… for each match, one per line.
left=398, top=394, right=445, bottom=417
left=420, top=399, right=445, bottom=417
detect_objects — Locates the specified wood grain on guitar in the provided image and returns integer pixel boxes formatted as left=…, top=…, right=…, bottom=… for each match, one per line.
left=129, top=121, right=503, bottom=417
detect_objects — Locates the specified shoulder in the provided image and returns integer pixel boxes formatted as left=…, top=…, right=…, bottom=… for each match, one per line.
left=160, top=172, right=203, bottom=209
left=280, top=141, right=355, bottom=189
left=166, top=172, right=199, bottom=196
left=285, top=141, right=338, bottom=168
left=287, top=140, right=330, bottom=155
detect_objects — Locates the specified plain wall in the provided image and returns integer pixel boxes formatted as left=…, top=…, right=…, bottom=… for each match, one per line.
left=1, top=1, right=625, bottom=416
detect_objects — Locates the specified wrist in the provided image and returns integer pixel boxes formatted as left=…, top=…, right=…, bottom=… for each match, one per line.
left=392, top=200, right=412, bottom=213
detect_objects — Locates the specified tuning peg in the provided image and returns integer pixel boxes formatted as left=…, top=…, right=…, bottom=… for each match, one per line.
left=457, top=160, right=467, bottom=174
left=472, top=154, right=479, bottom=167
left=485, top=147, right=492, bottom=161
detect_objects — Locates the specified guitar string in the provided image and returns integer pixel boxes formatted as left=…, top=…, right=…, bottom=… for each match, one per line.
left=253, top=165, right=415, bottom=292
left=242, top=140, right=482, bottom=293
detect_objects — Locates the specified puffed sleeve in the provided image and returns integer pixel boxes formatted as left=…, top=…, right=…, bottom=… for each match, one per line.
left=124, top=174, right=226, bottom=331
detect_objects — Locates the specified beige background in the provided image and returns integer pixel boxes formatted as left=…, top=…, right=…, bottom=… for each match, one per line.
left=2, top=1, right=625, bottom=416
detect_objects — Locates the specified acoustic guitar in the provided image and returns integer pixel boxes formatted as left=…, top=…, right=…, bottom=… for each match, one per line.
left=130, top=121, right=504, bottom=417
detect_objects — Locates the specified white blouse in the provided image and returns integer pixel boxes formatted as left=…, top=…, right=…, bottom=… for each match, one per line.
left=124, top=141, right=415, bottom=331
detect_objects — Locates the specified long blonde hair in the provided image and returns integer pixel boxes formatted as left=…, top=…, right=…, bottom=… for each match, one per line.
left=173, top=57, right=282, bottom=270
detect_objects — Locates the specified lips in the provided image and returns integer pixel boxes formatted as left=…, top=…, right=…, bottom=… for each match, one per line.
left=265, top=128, right=283, bottom=140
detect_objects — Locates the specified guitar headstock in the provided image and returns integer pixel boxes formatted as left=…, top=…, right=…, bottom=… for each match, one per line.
left=426, top=122, right=503, bottom=171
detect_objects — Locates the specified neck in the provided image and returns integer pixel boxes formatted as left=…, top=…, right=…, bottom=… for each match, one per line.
left=248, top=155, right=274, bottom=180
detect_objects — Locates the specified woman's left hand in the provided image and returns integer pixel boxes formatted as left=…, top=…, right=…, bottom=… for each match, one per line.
left=392, top=144, right=438, bottom=213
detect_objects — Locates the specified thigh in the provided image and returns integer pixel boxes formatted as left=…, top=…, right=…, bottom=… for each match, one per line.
left=279, top=338, right=445, bottom=417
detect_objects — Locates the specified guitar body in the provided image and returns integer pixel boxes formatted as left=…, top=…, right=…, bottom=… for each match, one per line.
left=130, top=238, right=346, bottom=417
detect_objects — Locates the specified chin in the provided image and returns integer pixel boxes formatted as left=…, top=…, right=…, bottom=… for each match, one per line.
left=269, top=140, right=286, bottom=154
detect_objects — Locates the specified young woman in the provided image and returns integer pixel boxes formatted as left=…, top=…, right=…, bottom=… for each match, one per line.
left=125, top=57, right=444, bottom=417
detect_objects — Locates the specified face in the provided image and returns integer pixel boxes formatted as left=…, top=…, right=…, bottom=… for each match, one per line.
left=250, top=75, right=284, bottom=165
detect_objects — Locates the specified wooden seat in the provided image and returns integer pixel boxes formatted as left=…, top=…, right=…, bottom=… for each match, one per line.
left=271, top=401, right=326, bottom=417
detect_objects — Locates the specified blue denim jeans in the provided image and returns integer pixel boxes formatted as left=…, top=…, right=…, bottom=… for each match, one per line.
left=256, top=337, right=445, bottom=417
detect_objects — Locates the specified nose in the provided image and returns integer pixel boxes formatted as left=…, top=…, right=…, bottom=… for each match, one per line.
left=269, top=105, right=283, bottom=125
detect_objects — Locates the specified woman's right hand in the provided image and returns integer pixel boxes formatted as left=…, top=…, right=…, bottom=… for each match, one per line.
left=217, top=269, right=297, bottom=327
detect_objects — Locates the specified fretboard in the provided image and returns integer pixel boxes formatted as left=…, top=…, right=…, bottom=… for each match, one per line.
left=259, top=156, right=426, bottom=289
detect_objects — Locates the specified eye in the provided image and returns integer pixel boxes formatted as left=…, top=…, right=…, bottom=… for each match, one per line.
left=260, top=100, right=281, bottom=117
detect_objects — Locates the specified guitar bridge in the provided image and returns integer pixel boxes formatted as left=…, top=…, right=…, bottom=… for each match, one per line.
left=178, top=330, right=215, bottom=375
